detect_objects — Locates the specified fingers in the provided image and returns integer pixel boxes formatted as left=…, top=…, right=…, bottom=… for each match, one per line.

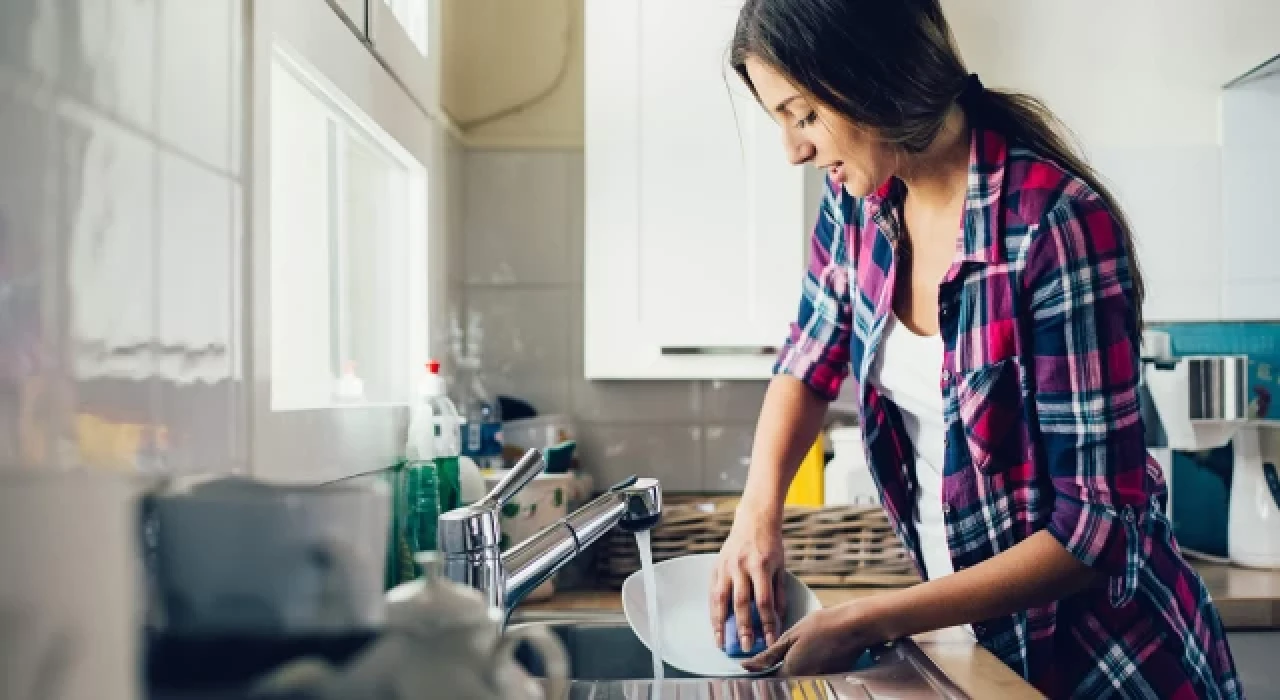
left=741, top=632, right=793, bottom=673
left=774, top=569, right=789, bottom=621
left=751, top=564, right=779, bottom=646
left=709, top=564, right=731, bottom=649
left=730, top=568, right=756, bottom=653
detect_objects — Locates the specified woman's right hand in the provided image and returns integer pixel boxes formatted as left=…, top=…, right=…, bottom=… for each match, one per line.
left=710, top=504, right=787, bottom=650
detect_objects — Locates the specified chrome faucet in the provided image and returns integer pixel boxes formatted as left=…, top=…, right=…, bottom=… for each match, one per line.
left=437, top=449, right=662, bottom=619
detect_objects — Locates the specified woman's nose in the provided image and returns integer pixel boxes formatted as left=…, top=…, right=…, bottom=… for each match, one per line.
left=784, top=131, right=815, bottom=166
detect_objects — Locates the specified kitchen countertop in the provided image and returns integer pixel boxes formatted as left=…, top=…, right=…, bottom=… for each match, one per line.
left=519, top=562, right=1280, bottom=699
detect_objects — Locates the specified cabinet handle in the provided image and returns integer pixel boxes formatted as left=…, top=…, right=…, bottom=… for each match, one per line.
left=659, top=346, right=778, bottom=357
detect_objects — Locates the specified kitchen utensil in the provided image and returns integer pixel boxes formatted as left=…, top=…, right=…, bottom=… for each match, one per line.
left=621, top=552, right=822, bottom=677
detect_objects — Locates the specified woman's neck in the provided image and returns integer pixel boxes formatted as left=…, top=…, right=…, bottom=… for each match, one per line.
left=897, top=106, right=971, bottom=218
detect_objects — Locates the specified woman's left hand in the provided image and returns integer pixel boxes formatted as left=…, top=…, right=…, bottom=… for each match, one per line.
left=740, top=602, right=886, bottom=676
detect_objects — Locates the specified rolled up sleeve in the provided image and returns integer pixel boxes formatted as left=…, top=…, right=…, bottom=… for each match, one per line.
left=1025, top=195, right=1151, bottom=608
left=773, top=177, right=853, bottom=401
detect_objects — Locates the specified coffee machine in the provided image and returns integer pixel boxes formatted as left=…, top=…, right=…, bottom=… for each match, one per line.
left=1142, top=330, right=1280, bottom=569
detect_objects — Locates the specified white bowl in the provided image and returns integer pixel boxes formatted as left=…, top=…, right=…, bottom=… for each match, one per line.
left=621, top=553, right=822, bottom=677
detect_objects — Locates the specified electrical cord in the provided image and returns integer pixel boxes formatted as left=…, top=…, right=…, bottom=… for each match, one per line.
left=455, top=0, right=575, bottom=131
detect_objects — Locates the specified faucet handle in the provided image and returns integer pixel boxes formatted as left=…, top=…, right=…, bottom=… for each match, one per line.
left=478, top=448, right=546, bottom=510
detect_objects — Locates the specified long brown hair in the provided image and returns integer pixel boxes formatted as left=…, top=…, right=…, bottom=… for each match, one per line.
left=729, top=0, right=1145, bottom=321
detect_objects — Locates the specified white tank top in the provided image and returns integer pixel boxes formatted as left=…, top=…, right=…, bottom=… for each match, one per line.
left=868, top=313, right=953, bottom=582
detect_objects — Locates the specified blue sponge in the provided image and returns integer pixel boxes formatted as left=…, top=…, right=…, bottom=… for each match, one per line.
left=723, top=603, right=768, bottom=658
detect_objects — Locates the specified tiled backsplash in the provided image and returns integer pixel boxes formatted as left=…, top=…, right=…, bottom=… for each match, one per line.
left=0, top=0, right=246, bottom=473
left=459, top=150, right=770, bottom=493
left=0, top=0, right=463, bottom=482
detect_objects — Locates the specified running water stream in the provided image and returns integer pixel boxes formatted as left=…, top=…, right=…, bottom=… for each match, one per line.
left=635, top=530, right=665, bottom=685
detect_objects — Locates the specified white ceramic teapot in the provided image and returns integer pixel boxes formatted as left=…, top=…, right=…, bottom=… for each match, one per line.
left=256, top=554, right=569, bottom=700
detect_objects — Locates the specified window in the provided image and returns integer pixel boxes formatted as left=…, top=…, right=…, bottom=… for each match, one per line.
left=269, top=47, right=427, bottom=411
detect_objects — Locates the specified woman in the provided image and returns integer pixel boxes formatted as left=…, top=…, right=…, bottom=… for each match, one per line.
left=710, top=1, right=1242, bottom=697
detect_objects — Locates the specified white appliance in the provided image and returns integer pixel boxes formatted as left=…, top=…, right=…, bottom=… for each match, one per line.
left=1144, top=331, right=1280, bottom=569
left=1227, top=427, right=1280, bottom=569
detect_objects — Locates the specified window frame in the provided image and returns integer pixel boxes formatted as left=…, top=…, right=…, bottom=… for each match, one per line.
left=249, top=0, right=448, bottom=480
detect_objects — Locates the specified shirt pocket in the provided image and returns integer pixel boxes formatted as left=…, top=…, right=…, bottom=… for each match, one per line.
left=955, top=358, right=1033, bottom=475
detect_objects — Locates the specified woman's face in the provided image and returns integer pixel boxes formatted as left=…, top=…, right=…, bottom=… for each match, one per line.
left=744, top=56, right=896, bottom=197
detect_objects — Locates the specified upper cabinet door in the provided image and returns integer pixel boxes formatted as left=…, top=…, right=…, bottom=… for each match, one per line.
left=1221, top=58, right=1280, bottom=321
left=585, top=0, right=808, bottom=379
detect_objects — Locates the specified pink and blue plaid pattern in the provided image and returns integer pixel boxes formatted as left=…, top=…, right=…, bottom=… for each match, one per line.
left=776, top=129, right=1241, bottom=699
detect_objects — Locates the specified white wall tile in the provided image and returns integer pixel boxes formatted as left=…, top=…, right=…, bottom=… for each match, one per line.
left=0, top=83, right=59, bottom=468
left=702, top=424, right=754, bottom=493
left=567, top=150, right=584, bottom=285
left=159, top=0, right=232, bottom=171
left=464, top=150, right=573, bottom=286
left=700, top=380, right=768, bottom=424
left=571, top=378, right=701, bottom=425
left=156, top=153, right=235, bottom=470
left=59, top=104, right=156, bottom=367
left=0, top=0, right=60, bottom=82
left=445, top=134, right=467, bottom=285
left=569, top=281, right=584, bottom=376
left=577, top=423, right=704, bottom=492
left=466, top=286, right=572, bottom=378
left=157, top=153, right=233, bottom=382
left=74, top=0, right=157, bottom=129
left=1090, top=145, right=1224, bottom=321
left=228, top=0, right=243, bottom=176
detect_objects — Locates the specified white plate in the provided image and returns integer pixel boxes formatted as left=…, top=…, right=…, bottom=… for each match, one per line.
left=621, top=553, right=823, bottom=678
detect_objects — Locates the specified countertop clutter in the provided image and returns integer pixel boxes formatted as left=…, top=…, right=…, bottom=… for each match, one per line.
left=520, top=561, right=1280, bottom=699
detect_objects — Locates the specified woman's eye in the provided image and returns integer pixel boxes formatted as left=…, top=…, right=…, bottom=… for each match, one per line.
left=797, top=111, right=818, bottom=128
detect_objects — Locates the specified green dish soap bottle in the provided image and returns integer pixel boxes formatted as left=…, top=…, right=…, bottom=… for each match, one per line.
left=406, top=360, right=466, bottom=561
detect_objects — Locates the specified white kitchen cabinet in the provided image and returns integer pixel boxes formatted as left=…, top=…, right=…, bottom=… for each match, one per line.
left=1221, top=57, right=1280, bottom=321
left=583, top=0, right=808, bottom=379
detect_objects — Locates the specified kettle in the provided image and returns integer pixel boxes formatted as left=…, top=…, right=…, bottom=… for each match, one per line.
left=254, top=553, right=569, bottom=699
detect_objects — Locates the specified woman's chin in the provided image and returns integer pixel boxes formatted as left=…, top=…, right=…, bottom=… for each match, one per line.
left=842, top=179, right=876, bottom=198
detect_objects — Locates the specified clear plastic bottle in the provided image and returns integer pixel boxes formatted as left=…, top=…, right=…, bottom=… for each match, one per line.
left=455, top=357, right=504, bottom=471
left=454, top=314, right=506, bottom=471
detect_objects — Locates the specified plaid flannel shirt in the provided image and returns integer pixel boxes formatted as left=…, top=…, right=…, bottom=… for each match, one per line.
left=776, top=128, right=1241, bottom=699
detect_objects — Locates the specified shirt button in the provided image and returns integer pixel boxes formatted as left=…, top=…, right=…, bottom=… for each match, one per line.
left=942, top=503, right=952, bottom=515
left=1123, top=508, right=1136, bottom=523
left=941, top=369, right=952, bottom=382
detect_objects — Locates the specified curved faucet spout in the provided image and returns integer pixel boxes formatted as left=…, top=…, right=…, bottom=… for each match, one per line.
left=437, top=448, right=663, bottom=623
left=503, top=477, right=663, bottom=613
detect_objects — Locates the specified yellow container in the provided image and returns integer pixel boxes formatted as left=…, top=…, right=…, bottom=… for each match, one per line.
left=785, top=434, right=825, bottom=506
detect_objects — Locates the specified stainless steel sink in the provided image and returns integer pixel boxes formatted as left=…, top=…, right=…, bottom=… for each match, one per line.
left=509, top=612, right=969, bottom=699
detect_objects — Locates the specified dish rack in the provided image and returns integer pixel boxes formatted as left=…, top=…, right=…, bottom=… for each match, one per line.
left=598, top=496, right=918, bottom=588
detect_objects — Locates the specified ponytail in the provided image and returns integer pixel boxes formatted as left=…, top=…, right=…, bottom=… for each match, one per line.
left=964, top=80, right=1146, bottom=328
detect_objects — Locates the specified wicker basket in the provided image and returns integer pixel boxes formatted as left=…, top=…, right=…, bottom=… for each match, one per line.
left=598, top=495, right=918, bottom=588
